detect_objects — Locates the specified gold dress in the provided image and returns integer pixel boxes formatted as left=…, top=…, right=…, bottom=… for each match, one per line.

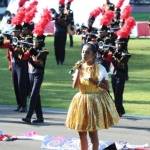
left=66, top=63, right=119, bottom=132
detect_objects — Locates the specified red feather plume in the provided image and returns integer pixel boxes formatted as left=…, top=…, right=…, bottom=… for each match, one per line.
left=19, top=0, right=27, bottom=7
left=90, top=7, right=102, bottom=18
left=116, top=16, right=136, bottom=38
left=59, top=0, right=65, bottom=5
left=121, top=5, right=132, bottom=20
left=33, top=9, right=52, bottom=36
left=26, top=0, right=38, bottom=12
left=116, top=27, right=129, bottom=38
left=11, top=7, right=26, bottom=25
left=116, top=0, right=125, bottom=8
left=67, top=0, right=74, bottom=3
left=100, top=10, right=114, bottom=26
left=23, top=0, right=38, bottom=23
left=24, top=7, right=37, bottom=23
left=125, top=16, right=136, bottom=28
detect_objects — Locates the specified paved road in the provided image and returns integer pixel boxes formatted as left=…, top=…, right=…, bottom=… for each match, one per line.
left=0, top=105, right=150, bottom=150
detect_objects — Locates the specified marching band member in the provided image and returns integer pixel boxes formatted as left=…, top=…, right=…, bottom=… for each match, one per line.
left=22, top=35, right=49, bottom=124
left=51, top=0, right=74, bottom=65
left=10, top=6, right=29, bottom=112
left=22, top=9, right=50, bottom=124
left=66, top=0, right=75, bottom=48
left=111, top=17, right=135, bottom=117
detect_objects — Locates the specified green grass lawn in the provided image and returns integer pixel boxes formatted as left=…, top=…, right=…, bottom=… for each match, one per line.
left=0, top=36, right=150, bottom=116
left=132, top=12, right=150, bottom=21
left=123, top=39, right=150, bottom=115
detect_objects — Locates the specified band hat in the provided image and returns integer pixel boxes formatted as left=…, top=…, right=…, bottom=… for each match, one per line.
left=22, top=22, right=34, bottom=31
left=33, top=35, right=45, bottom=43
left=33, top=9, right=52, bottom=37
left=11, top=25, right=22, bottom=32
left=108, top=2, right=115, bottom=11
left=99, top=25, right=108, bottom=32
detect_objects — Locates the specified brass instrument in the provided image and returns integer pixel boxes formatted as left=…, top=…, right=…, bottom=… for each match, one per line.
left=98, top=41, right=116, bottom=51
left=108, top=27, right=120, bottom=33
left=12, top=37, right=34, bottom=47
left=36, top=49, right=49, bottom=59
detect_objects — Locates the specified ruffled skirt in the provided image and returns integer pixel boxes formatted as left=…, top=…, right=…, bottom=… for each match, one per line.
left=65, top=91, right=120, bottom=132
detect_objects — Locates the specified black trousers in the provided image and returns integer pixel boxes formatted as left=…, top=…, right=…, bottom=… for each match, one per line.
left=12, top=61, right=28, bottom=108
left=26, top=72, right=44, bottom=120
left=69, top=34, right=73, bottom=47
left=111, top=74, right=126, bottom=116
left=54, top=33, right=67, bottom=65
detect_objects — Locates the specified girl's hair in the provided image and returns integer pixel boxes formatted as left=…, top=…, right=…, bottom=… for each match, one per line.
left=83, top=42, right=98, bottom=54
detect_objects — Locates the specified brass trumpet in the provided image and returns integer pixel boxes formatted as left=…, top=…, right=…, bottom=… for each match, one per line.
left=98, top=41, right=116, bottom=51
left=12, top=37, right=33, bottom=47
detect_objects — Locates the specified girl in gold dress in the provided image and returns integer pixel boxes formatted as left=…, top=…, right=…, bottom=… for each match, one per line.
left=66, top=43, right=119, bottom=150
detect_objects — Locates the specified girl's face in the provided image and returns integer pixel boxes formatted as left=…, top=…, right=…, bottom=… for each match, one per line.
left=81, top=45, right=96, bottom=63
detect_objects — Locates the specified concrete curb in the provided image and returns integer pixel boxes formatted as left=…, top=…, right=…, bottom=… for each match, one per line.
left=0, top=104, right=150, bottom=120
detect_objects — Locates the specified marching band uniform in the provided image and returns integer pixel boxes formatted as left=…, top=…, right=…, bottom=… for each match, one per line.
left=21, top=23, right=35, bottom=97
left=98, top=25, right=112, bottom=73
left=8, top=4, right=33, bottom=112
left=52, top=0, right=74, bottom=65
left=66, top=1, right=75, bottom=48
left=69, top=34, right=73, bottom=47
left=11, top=27, right=28, bottom=112
left=11, top=53, right=28, bottom=112
left=111, top=38, right=129, bottom=117
left=22, top=8, right=51, bottom=124
left=111, top=15, right=135, bottom=117
left=0, top=25, right=28, bottom=112
left=54, top=17, right=67, bottom=65
left=22, top=36, right=48, bottom=123
left=53, top=5, right=68, bottom=65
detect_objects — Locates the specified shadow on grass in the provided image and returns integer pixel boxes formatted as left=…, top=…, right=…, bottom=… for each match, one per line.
left=129, top=77, right=150, bottom=82
left=129, top=54, right=150, bottom=71
left=126, top=78, right=150, bottom=92
left=124, top=100, right=150, bottom=105
left=113, top=125, right=150, bottom=131
left=0, top=119, right=25, bottom=124
left=0, top=119, right=64, bottom=126
left=32, top=122, right=64, bottom=126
